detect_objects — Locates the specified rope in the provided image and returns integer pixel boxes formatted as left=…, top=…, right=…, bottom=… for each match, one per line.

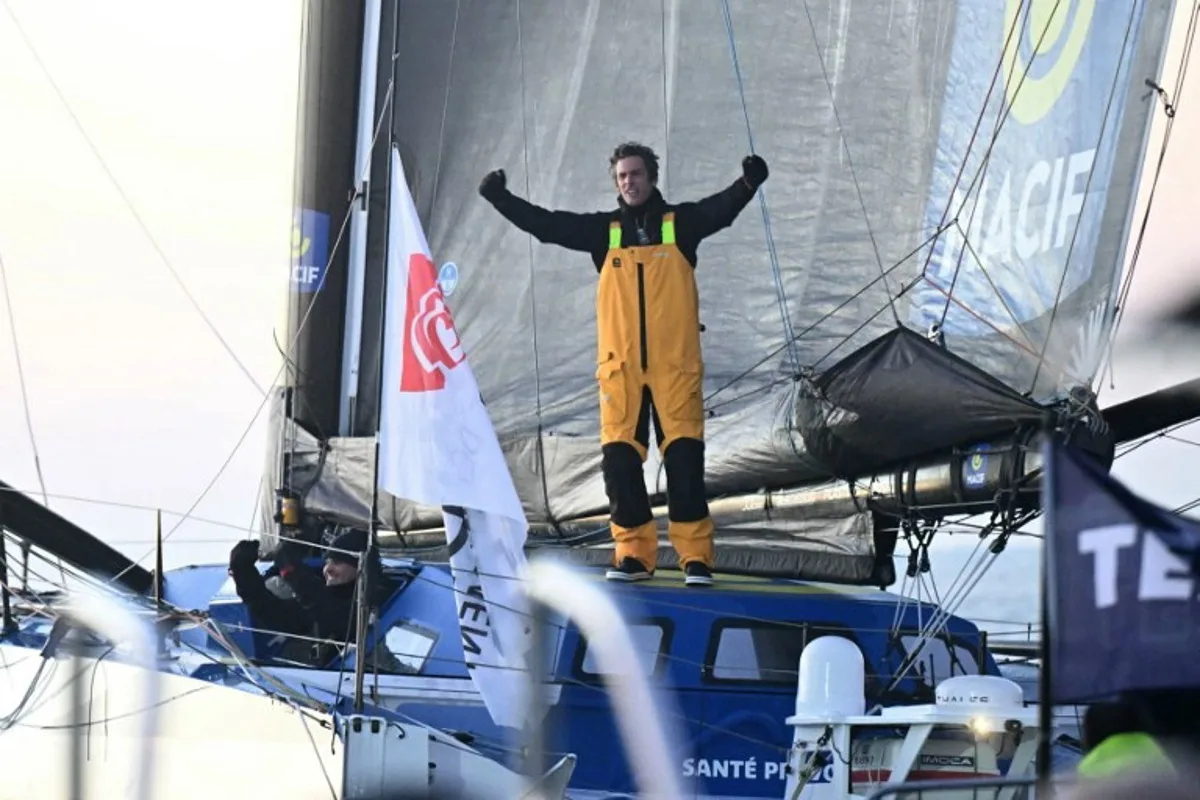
left=1030, top=4, right=1140, bottom=393
left=1, top=0, right=265, bottom=398
left=934, top=0, right=1048, bottom=330
left=1100, top=0, right=1199, bottom=390
left=936, top=1, right=1038, bottom=339
left=952, top=224, right=1040, bottom=351
left=944, top=0, right=1055, bottom=231
left=794, top=0, right=899, bottom=327
left=719, top=0, right=800, bottom=372
left=105, top=47, right=401, bottom=586
left=427, top=0, right=461, bottom=218
left=701, top=221, right=951, bottom=410
left=660, top=0, right=672, bottom=195
left=0, top=240, right=67, bottom=585
left=514, top=0, right=558, bottom=533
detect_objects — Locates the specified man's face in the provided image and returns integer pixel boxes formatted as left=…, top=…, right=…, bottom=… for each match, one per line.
left=614, top=155, right=653, bottom=207
left=323, top=559, right=356, bottom=586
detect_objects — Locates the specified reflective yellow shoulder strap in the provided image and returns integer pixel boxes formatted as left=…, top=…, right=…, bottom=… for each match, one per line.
left=608, top=221, right=622, bottom=250
left=661, top=212, right=676, bottom=245
left=1077, top=732, right=1176, bottom=778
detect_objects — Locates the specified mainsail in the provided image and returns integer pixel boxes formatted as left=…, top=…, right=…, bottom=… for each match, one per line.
left=264, top=0, right=1176, bottom=584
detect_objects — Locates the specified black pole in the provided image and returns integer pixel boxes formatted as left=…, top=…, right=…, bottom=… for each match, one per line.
left=353, top=0, right=401, bottom=714
left=0, top=519, right=13, bottom=633
left=365, top=2, right=400, bottom=578
left=1036, top=427, right=1056, bottom=791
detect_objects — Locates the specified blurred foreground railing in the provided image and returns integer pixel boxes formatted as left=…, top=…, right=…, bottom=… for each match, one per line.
left=522, top=557, right=682, bottom=800
left=863, top=776, right=1042, bottom=800
left=59, top=591, right=160, bottom=800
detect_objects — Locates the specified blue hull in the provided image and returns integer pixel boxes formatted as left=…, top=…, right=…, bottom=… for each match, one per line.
left=3, top=558, right=1078, bottom=797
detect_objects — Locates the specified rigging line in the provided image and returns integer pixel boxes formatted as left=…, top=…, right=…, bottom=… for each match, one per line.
left=0, top=252, right=48, bottom=512
left=426, top=0, right=460, bottom=218
left=105, top=78, right=401, bottom=584
left=294, top=703, right=338, bottom=800
left=794, top=0, right=899, bottom=328
left=1175, top=496, right=1200, bottom=515
left=933, top=177, right=993, bottom=334
left=809, top=274, right=924, bottom=371
left=0, top=250, right=47, bottom=511
left=514, top=0, right=556, bottom=531
left=1101, top=1, right=1198, bottom=390
left=916, top=0, right=1034, bottom=283
left=185, top=624, right=340, bottom=786
left=936, top=2, right=1055, bottom=330
left=1030, top=6, right=1140, bottom=394
left=0, top=246, right=66, bottom=585
left=222, top=621, right=823, bottom=756
left=916, top=271, right=1044, bottom=360
left=889, top=549, right=998, bottom=691
left=0, top=485, right=266, bottom=535
left=247, top=471, right=265, bottom=534
left=954, top=222, right=1042, bottom=352
left=719, top=0, right=800, bottom=370
left=702, top=221, right=952, bottom=407
left=1115, top=418, right=1199, bottom=459
left=934, top=1, right=1034, bottom=336
left=947, top=0, right=1060, bottom=219
left=660, top=0, right=670, bottom=194
left=705, top=377, right=789, bottom=415
left=1, top=1, right=266, bottom=398
left=1161, top=431, right=1200, bottom=449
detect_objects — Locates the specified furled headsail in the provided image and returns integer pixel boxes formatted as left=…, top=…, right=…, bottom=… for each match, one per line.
left=262, top=0, right=1177, bottom=585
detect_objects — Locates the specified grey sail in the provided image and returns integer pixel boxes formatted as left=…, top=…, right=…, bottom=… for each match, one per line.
left=263, top=0, right=1177, bottom=584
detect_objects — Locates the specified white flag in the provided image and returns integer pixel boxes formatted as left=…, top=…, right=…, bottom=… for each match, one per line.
left=378, top=145, right=535, bottom=731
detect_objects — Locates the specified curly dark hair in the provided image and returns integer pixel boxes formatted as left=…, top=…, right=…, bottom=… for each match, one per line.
left=608, top=141, right=659, bottom=185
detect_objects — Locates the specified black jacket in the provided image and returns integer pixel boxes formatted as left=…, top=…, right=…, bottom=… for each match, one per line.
left=486, top=178, right=757, bottom=271
left=229, top=559, right=394, bottom=656
left=230, top=561, right=351, bottom=641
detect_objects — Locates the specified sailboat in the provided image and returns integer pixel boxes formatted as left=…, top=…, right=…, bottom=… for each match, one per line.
left=4, top=0, right=1200, bottom=797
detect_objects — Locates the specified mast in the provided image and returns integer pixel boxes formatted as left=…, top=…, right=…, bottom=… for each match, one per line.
left=354, top=0, right=400, bottom=714
left=283, top=0, right=365, bottom=440
left=338, top=0, right=384, bottom=437
left=262, top=0, right=372, bottom=550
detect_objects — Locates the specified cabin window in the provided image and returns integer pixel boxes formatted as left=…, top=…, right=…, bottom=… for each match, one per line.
left=705, top=621, right=862, bottom=685
left=897, top=633, right=981, bottom=686
left=376, top=620, right=439, bottom=674
left=574, top=619, right=672, bottom=680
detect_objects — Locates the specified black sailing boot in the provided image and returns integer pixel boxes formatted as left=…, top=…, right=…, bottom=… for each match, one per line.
left=605, top=556, right=653, bottom=582
left=684, top=562, right=714, bottom=587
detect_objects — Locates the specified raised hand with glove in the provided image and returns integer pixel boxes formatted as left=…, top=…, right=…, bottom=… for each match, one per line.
left=478, top=169, right=508, bottom=204
left=229, top=539, right=260, bottom=572
left=741, top=154, right=769, bottom=191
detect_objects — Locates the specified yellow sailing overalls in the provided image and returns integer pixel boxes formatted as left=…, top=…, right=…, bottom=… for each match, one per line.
left=595, top=211, right=714, bottom=571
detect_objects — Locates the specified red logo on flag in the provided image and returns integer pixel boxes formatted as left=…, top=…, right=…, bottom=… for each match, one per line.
left=400, top=253, right=465, bottom=392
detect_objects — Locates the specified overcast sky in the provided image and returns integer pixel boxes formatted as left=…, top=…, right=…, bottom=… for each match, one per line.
left=0, top=2, right=1197, bottom=628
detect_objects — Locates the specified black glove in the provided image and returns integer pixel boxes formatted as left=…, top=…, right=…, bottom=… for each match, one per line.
left=478, top=169, right=507, bottom=203
left=742, top=154, right=768, bottom=189
left=229, top=539, right=259, bottom=570
left=273, top=539, right=308, bottom=575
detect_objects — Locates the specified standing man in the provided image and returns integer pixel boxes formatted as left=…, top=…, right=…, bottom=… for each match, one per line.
left=479, top=142, right=768, bottom=587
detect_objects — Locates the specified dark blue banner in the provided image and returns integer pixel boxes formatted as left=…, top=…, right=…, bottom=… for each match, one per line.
left=290, top=207, right=330, bottom=294
left=908, top=0, right=1147, bottom=343
left=1045, top=439, right=1200, bottom=704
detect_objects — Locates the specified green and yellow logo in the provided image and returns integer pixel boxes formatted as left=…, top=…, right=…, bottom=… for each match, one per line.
left=291, top=222, right=311, bottom=260
left=1001, top=0, right=1094, bottom=126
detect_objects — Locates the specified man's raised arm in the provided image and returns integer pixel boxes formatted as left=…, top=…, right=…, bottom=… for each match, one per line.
left=479, top=169, right=609, bottom=255
left=677, top=155, right=770, bottom=245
